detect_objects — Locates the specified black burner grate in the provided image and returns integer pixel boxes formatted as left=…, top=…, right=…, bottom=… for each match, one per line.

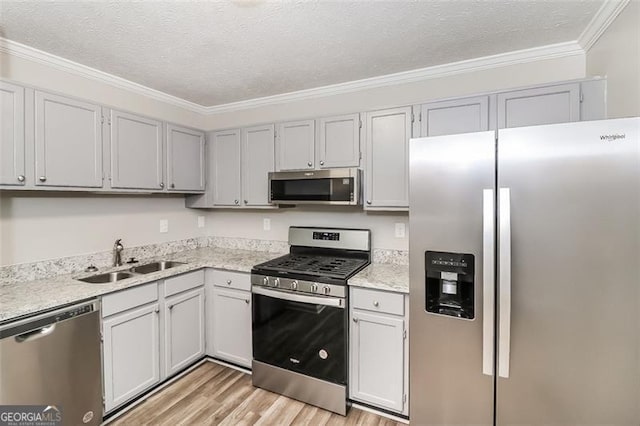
left=257, top=254, right=368, bottom=279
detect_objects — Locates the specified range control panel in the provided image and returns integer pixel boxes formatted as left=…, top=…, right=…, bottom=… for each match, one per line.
left=313, top=232, right=340, bottom=241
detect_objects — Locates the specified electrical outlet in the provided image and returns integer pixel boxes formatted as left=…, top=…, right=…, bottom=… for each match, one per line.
left=160, top=219, right=169, bottom=233
left=197, top=216, right=205, bottom=228
left=395, top=222, right=406, bottom=238
left=263, top=218, right=271, bottom=231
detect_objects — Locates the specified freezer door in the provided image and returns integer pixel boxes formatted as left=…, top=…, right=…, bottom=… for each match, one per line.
left=496, top=118, right=640, bottom=424
left=409, top=131, right=496, bottom=425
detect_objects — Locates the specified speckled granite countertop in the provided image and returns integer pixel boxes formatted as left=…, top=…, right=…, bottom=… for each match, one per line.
left=0, top=247, right=280, bottom=324
left=349, top=263, right=409, bottom=294
left=1, top=247, right=409, bottom=324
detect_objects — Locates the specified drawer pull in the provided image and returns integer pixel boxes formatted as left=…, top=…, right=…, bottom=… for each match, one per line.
left=227, top=279, right=232, bottom=285
left=373, top=301, right=379, bottom=307
left=353, top=317, right=358, bottom=323
left=245, top=299, right=250, bottom=304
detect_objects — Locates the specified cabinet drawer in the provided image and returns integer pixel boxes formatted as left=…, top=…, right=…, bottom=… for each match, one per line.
left=211, top=269, right=251, bottom=291
left=102, top=282, right=159, bottom=318
left=164, top=269, right=205, bottom=297
left=351, top=287, right=404, bottom=316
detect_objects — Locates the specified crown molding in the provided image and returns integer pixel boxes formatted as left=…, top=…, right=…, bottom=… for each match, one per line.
left=1, top=36, right=584, bottom=116
left=578, top=0, right=630, bottom=51
left=202, top=41, right=584, bottom=114
left=0, top=37, right=209, bottom=114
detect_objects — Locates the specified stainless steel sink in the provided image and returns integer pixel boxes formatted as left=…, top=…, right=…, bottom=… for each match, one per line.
left=128, top=261, right=186, bottom=274
left=78, top=271, right=136, bottom=284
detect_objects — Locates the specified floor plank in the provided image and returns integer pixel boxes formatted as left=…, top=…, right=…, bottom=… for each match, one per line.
left=109, top=362, right=403, bottom=426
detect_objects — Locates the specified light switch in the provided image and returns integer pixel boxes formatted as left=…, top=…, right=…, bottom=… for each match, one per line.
left=263, top=218, right=271, bottom=231
left=197, top=216, right=205, bottom=228
left=395, top=222, right=406, bottom=238
left=160, top=219, right=169, bottom=233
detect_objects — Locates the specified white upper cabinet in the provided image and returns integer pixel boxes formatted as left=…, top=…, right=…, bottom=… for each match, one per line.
left=110, top=110, right=164, bottom=191
left=0, top=81, right=26, bottom=186
left=276, top=119, right=315, bottom=171
left=420, top=96, right=492, bottom=137
left=35, top=90, right=103, bottom=188
left=212, top=129, right=242, bottom=206
left=317, top=113, right=361, bottom=168
left=166, top=124, right=205, bottom=192
left=497, top=83, right=580, bottom=128
left=242, top=124, right=275, bottom=206
left=364, top=106, right=412, bottom=209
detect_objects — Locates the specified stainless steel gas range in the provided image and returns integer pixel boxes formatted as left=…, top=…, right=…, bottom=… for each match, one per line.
left=250, top=226, right=371, bottom=416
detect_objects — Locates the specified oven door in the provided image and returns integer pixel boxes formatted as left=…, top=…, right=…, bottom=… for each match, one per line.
left=252, top=286, right=347, bottom=384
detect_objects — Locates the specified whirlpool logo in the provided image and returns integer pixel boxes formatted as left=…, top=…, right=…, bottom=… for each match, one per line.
left=600, top=133, right=626, bottom=142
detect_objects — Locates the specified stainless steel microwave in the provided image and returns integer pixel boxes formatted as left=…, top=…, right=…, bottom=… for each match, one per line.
left=268, top=168, right=361, bottom=205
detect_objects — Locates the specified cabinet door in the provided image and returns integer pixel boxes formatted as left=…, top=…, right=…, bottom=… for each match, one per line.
left=276, top=119, right=315, bottom=171
left=211, top=286, right=252, bottom=368
left=421, top=96, right=490, bottom=137
left=212, top=129, right=241, bottom=206
left=350, top=310, right=405, bottom=412
left=166, top=124, right=205, bottom=192
left=164, top=288, right=205, bottom=377
left=110, top=110, right=164, bottom=190
left=242, top=124, right=275, bottom=206
left=364, top=107, right=412, bottom=209
left=102, top=303, right=160, bottom=413
left=317, top=113, right=361, bottom=168
left=0, top=81, right=26, bottom=186
left=497, top=83, right=580, bottom=128
left=35, top=91, right=103, bottom=188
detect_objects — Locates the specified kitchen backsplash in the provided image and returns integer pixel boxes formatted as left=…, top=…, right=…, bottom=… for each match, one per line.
left=0, top=237, right=408, bottom=285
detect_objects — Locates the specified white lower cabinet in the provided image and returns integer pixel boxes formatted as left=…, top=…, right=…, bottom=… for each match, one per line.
left=102, top=302, right=161, bottom=413
left=210, top=285, right=252, bottom=368
left=164, top=287, right=205, bottom=377
left=349, top=287, right=409, bottom=415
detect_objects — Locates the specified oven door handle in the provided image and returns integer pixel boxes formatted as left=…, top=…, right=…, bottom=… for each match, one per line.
left=252, top=286, right=345, bottom=308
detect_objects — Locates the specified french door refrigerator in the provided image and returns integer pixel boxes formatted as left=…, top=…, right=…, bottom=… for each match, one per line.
left=409, top=117, right=639, bottom=425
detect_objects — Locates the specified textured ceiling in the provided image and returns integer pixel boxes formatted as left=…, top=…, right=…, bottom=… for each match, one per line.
left=0, top=1, right=602, bottom=107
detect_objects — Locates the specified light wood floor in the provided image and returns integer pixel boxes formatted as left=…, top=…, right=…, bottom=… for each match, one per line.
left=110, top=361, right=404, bottom=426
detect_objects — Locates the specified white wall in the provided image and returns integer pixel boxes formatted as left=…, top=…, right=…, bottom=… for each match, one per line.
left=586, top=1, right=640, bottom=118
left=206, top=207, right=408, bottom=251
left=0, top=193, right=206, bottom=266
left=203, top=54, right=586, bottom=129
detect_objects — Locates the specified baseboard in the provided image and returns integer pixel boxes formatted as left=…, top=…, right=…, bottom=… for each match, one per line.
left=205, top=356, right=252, bottom=375
left=350, top=402, right=410, bottom=424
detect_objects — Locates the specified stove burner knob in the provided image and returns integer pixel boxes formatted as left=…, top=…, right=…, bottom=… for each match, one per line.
left=322, top=285, right=331, bottom=295
left=273, top=278, right=280, bottom=288
left=311, top=283, right=318, bottom=293
left=263, top=276, right=269, bottom=286
left=291, top=280, right=298, bottom=290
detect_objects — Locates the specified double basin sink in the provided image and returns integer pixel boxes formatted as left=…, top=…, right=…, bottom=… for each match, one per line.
left=78, top=261, right=186, bottom=284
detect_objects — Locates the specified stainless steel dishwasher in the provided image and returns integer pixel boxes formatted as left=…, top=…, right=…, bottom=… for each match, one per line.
left=0, top=300, right=102, bottom=425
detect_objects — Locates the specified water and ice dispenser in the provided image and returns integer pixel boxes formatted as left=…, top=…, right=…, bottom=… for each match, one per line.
left=425, top=251, right=475, bottom=319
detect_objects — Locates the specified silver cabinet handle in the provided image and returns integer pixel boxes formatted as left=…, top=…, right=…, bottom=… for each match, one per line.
left=353, top=317, right=358, bottom=323
left=245, top=299, right=250, bottom=304
left=307, top=162, right=312, bottom=167
left=39, top=176, right=47, bottom=182
left=170, top=183, right=175, bottom=189
left=482, top=189, right=495, bottom=376
left=226, top=279, right=232, bottom=285
left=366, top=200, right=372, bottom=205
left=155, top=308, right=160, bottom=313
left=498, top=187, right=512, bottom=378
left=373, top=301, right=379, bottom=307
left=17, top=175, right=25, bottom=182
left=168, top=305, right=174, bottom=310
left=234, top=199, right=239, bottom=205
left=244, top=200, right=248, bottom=204
left=159, top=182, right=164, bottom=188
left=320, top=161, right=325, bottom=166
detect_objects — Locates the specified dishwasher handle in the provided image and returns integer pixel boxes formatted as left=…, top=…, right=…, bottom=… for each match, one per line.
left=15, top=324, right=56, bottom=343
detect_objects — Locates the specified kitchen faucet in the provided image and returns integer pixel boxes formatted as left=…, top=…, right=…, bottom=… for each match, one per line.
left=113, top=239, right=124, bottom=267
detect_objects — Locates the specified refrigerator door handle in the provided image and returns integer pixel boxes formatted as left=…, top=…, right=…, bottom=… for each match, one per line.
left=498, top=187, right=512, bottom=378
left=482, top=189, right=495, bottom=376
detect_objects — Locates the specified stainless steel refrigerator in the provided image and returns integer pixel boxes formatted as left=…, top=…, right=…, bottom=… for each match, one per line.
left=409, top=118, right=639, bottom=425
